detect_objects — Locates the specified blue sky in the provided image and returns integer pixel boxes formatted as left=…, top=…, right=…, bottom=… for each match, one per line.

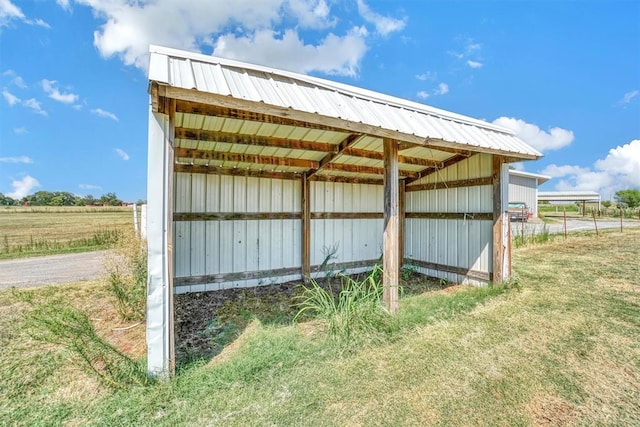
left=1, top=0, right=638, bottom=202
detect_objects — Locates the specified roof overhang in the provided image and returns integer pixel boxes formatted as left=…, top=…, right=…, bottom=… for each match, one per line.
left=509, top=169, right=551, bottom=185
left=538, top=191, right=601, bottom=202
left=148, top=45, right=542, bottom=185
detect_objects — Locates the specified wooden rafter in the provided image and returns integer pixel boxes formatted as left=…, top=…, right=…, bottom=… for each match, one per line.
left=403, top=153, right=470, bottom=185
left=322, top=163, right=418, bottom=178
left=308, top=133, right=362, bottom=178
left=175, top=128, right=336, bottom=153
left=309, top=175, right=383, bottom=185
left=406, top=176, right=492, bottom=192
left=175, top=100, right=346, bottom=133
left=173, top=163, right=302, bottom=180
left=341, top=147, right=442, bottom=167
left=174, top=148, right=318, bottom=169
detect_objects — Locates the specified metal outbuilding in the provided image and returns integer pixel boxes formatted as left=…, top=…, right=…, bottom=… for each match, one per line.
left=508, top=170, right=550, bottom=218
left=146, top=45, right=542, bottom=377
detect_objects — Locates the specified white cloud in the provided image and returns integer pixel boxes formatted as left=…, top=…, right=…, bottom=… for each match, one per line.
left=22, top=98, right=47, bottom=116
left=115, top=148, right=129, bottom=160
left=594, top=139, right=640, bottom=186
left=91, top=108, right=118, bottom=121
left=450, top=38, right=484, bottom=69
left=41, top=79, right=79, bottom=104
left=356, top=0, right=406, bottom=36
left=416, top=90, right=430, bottom=99
left=56, top=0, right=71, bottom=11
left=71, top=0, right=403, bottom=76
left=287, top=0, right=334, bottom=29
left=0, top=156, right=32, bottom=164
left=416, top=71, right=436, bottom=81
left=619, top=90, right=638, bottom=105
left=466, top=60, right=483, bottom=69
left=7, top=175, right=40, bottom=199
left=541, top=139, right=640, bottom=199
left=492, top=117, right=574, bottom=152
left=13, top=127, right=27, bottom=134
left=435, top=82, right=449, bottom=95
left=0, top=0, right=24, bottom=26
left=213, top=27, right=368, bottom=76
left=0, top=0, right=49, bottom=28
left=79, top=184, right=102, bottom=190
left=2, top=89, right=20, bottom=105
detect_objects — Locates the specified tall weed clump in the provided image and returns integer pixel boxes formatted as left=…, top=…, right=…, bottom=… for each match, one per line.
left=295, top=266, right=392, bottom=343
left=21, top=296, right=149, bottom=389
left=104, top=231, right=147, bottom=321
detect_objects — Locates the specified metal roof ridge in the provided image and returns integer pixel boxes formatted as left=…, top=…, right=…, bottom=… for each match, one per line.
left=148, top=44, right=516, bottom=136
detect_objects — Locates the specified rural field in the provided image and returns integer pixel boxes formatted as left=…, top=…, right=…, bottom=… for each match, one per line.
left=1, top=227, right=639, bottom=425
left=0, top=206, right=136, bottom=259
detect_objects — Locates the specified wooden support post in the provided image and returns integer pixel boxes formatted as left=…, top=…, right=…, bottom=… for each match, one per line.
left=383, top=138, right=399, bottom=314
left=302, top=174, right=311, bottom=283
left=399, top=179, right=406, bottom=268
left=492, top=155, right=504, bottom=284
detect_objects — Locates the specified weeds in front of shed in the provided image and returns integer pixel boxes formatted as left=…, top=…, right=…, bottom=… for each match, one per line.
left=104, top=231, right=147, bottom=321
left=513, top=224, right=552, bottom=248
left=295, top=266, right=393, bottom=343
left=18, top=292, right=149, bottom=389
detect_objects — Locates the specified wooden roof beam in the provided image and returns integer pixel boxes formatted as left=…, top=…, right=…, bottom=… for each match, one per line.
left=174, top=148, right=318, bottom=169
left=341, top=147, right=444, bottom=167
left=175, top=128, right=337, bottom=153
left=308, top=133, right=362, bottom=178
left=323, top=163, right=418, bottom=179
left=404, top=153, right=471, bottom=185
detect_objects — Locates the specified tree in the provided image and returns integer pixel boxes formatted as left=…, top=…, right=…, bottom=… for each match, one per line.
left=99, top=192, right=122, bottom=206
left=615, top=189, right=640, bottom=208
left=0, top=193, right=16, bottom=206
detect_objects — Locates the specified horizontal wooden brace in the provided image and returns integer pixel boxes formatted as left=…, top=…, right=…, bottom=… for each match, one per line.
left=405, top=212, right=493, bottom=220
left=175, top=127, right=337, bottom=153
left=173, top=259, right=382, bottom=288
left=405, top=258, right=491, bottom=281
left=173, top=212, right=385, bottom=221
left=323, top=163, right=418, bottom=178
left=174, top=163, right=302, bottom=180
left=309, top=175, right=384, bottom=185
left=174, top=147, right=318, bottom=169
left=174, top=266, right=302, bottom=287
left=174, top=212, right=302, bottom=221
left=406, top=176, right=493, bottom=192
left=341, top=147, right=441, bottom=167
left=311, top=212, right=383, bottom=220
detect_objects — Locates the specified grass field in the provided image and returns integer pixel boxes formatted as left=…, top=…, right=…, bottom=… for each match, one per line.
left=0, top=206, right=136, bottom=259
left=1, top=228, right=638, bottom=425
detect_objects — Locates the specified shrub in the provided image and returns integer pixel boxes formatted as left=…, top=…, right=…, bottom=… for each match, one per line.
left=295, top=266, right=392, bottom=343
left=104, top=231, right=147, bottom=321
left=22, top=296, right=149, bottom=389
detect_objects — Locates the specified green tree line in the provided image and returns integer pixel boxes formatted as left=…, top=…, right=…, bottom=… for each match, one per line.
left=0, top=191, right=123, bottom=207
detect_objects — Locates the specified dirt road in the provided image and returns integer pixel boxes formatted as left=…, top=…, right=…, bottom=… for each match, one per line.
left=0, top=250, right=109, bottom=289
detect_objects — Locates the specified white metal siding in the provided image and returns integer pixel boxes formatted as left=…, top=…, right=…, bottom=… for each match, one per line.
left=508, top=174, right=538, bottom=217
left=310, top=181, right=383, bottom=276
left=174, top=173, right=302, bottom=293
left=405, top=154, right=494, bottom=284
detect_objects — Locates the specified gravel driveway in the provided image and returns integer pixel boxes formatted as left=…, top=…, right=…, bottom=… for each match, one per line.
left=0, top=250, right=109, bottom=289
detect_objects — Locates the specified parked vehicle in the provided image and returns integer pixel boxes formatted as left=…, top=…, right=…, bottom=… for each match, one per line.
left=508, top=202, right=529, bottom=222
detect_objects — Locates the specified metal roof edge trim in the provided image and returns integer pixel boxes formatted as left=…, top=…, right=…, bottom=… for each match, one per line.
left=148, top=44, right=518, bottom=137
left=163, top=85, right=540, bottom=161
left=509, top=169, right=551, bottom=182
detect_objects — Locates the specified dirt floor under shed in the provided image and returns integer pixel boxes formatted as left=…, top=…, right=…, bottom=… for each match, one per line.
left=174, top=270, right=450, bottom=366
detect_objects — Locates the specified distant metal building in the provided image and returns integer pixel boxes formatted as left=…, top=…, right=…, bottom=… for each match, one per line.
left=146, top=45, right=542, bottom=377
left=508, top=170, right=550, bottom=218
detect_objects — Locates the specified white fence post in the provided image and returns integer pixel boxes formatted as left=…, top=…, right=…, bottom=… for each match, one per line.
left=133, top=203, right=139, bottom=236
left=140, top=204, right=147, bottom=239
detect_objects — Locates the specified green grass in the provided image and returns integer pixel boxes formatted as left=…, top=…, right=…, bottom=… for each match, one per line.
left=1, top=229, right=639, bottom=425
left=0, top=206, right=135, bottom=259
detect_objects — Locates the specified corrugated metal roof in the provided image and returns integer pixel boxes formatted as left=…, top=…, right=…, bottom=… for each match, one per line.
left=509, top=169, right=551, bottom=184
left=149, top=45, right=542, bottom=159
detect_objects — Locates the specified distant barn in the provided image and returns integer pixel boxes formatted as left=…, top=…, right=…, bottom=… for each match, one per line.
left=145, top=45, right=542, bottom=377
left=508, top=170, right=550, bottom=218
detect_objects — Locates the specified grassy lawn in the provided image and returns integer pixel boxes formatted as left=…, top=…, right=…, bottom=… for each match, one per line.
left=0, top=206, right=135, bottom=259
left=1, top=228, right=638, bottom=425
